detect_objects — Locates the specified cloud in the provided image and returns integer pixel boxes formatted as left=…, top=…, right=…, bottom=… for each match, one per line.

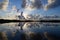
left=21, top=0, right=43, bottom=18
left=0, top=0, right=9, bottom=11
left=21, top=0, right=26, bottom=8
left=44, top=0, right=60, bottom=10
left=22, top=0, right=42, bottom=9
left=31, top=0, right=42, bottom=9
left=12, top=5, right=17, bottom=11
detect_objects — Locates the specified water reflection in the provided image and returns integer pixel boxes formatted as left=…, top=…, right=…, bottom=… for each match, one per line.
left=0, top=22, right=60, bottom=40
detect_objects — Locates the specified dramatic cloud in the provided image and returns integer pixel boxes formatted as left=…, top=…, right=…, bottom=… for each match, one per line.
left=22, top=0, right=42, bottom=9
left=44, top=0, right=60, bottom=10
left=21, top=0, right=43, bottom=18
left=0, top=0, right=9, bottom=11
left=32, top=0, right=42, bottom=9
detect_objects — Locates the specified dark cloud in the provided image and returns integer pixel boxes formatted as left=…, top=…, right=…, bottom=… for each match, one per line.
left=0, top=3, right=3, bottom=9
left=44, top=0, right=60, bottom=10
left=32, top=0, right=42, bottom=9
left=21, top=0, right=26, bottom=8
left=21, top=0, right=42, bottom=9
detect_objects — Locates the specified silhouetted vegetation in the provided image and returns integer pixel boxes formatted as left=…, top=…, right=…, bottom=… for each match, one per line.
left=0, top=19, right=60, bottom=24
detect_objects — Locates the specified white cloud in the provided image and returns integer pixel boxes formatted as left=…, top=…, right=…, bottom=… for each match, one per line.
left=12, top=5, right=17, bottom=11
left=0, top=0, right=9, bottom=11
left=48, top=0, right=55, bottom=4
left=44, top=0, right=60, bottom=10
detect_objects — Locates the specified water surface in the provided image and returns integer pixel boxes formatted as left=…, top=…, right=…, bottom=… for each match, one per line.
left=0, top=22, right=60, bottom=40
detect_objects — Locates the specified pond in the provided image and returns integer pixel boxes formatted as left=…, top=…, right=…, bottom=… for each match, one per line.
left=0, top=22, right=60, bottom=40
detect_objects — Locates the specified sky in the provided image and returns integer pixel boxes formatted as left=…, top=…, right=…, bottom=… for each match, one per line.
left=0, top=0, right=60, bottom=19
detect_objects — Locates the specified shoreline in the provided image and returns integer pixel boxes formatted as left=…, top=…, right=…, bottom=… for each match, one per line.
left=0, top=19, right=60, bottom=23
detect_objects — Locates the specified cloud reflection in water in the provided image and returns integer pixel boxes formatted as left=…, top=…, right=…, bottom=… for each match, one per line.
left=0, top=22, right=60, bottom=40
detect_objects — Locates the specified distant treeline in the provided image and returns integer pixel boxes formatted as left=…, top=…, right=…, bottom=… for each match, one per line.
left=0, top=19, right=60, bottom=23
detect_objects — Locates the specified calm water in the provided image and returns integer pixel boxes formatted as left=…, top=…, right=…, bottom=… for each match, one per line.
left=0, top=22, right=60, bottom=40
